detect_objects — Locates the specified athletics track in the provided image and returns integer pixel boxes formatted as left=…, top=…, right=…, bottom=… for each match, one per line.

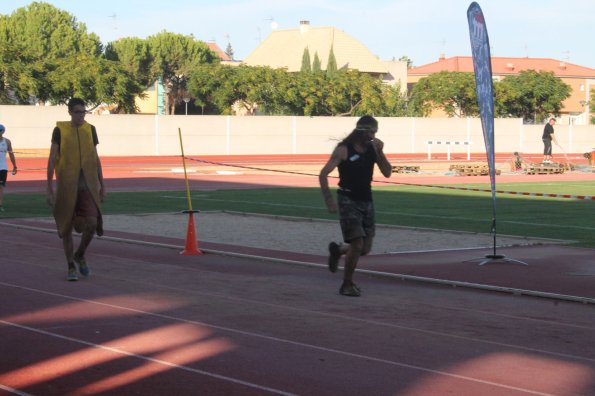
left=0, top=155, right=594, bottom=395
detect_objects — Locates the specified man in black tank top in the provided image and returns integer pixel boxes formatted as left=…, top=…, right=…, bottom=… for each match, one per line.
left=319, top=116, right=392, bottom=296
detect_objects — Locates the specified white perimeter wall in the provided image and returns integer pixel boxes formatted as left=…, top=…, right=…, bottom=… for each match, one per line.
left=0, top=105, right=593, bottom=157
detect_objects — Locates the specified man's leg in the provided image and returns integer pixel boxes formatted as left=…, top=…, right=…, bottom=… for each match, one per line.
left=62, top=231, right=74, bottom=263
left=62, top=228, right=78, bottom=281
left=72, top=187, right=98, bottom=276
left=75, top=216, right=96, bottom=258
left=343, top=237, right=363, bottom=282
left=0, top=174, right=6, bottom=209
left=339, top=237, right=364, bottom=296
left=74, top=216, right=96, bottom=276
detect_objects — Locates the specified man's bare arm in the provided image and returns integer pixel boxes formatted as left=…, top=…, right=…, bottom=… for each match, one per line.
left=319, top=145, right=346, bottom=213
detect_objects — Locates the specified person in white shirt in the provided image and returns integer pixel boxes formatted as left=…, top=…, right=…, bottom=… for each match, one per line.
left=0, top=124, right=18, bottom=212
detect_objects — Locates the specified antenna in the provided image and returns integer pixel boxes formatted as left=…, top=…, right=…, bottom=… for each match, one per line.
left=265, top=16, right=278, bottom=30
left=108, top=13, right=117, bottom=31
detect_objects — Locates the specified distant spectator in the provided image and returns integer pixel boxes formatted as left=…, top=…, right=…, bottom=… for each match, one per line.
left=510, top=151, right=526, bottom=172
left=0, top=124, right=18, bottom=212
left=542, top=118, right=558, bottom=163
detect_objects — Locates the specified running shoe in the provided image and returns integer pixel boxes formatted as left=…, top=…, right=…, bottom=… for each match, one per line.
left=339, top=281, right=361, bottom=297
left=328, top=242, right=341, bottom=273
left=74, top=255, right=90, bottom=276
left=67, top=266, right=79, bottom=281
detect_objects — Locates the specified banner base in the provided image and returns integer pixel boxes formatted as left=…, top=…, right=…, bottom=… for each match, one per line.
left=475, top=254, right=528, bottom=266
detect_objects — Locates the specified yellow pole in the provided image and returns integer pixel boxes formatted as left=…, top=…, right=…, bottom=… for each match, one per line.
left=177, top=127, right=193, bottom=211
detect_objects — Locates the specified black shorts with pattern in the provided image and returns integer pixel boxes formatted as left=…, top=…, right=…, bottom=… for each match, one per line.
left=337, top=193, right=375, bottom=243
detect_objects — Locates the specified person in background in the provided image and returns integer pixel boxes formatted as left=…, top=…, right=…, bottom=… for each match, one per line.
left=319, top=116, right=392, bottom=297
left=510, top=151, right=526, bottom=172
left=47, top=98, right=106, bottom=281
left=0, top=124, right=18, bottom=212
left=542, top=118, right=558, bottom=163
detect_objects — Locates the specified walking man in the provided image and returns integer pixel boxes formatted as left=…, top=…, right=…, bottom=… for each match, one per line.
left=542, top=118, right=558, bottom=163
left=47, top=98, right=105, bottom=281
left=0, top=124, right=18, bottom=212
left=319, top=116, right=392, bottom=296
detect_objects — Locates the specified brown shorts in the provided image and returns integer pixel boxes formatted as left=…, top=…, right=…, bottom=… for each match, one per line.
left=75, top=189, right=98, bottom=218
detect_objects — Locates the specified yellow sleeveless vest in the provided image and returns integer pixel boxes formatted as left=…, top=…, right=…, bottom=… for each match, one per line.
left=53, top=121, right=102, bottom=237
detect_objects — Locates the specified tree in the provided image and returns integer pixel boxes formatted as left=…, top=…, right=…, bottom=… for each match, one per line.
left=0, top=1, right=103, bottom=104
left=380, top=85, right=412, bottom=116
left=48, top=53, right=142, bottom=112
left=147, top=30, right=218, bottom=114
left=326, top=46, right=337, bottom=78
left=495, top=70, right=571, bottom=123
left=301, top=47, right=311, bottom=73
left=225, top=42, right=234, bottom=61
left=312, top=52, right=321, bottom=72
left=105, top=37, right=153, bottom=88
left=0, top=2, right=142, bottom=111
left=398, top=56, right=413, bottom=68
left=409, top=71, right=478, bottom=117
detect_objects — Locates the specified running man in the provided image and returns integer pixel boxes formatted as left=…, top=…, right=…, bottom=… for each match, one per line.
left=319, top=116, right=392, bottom=297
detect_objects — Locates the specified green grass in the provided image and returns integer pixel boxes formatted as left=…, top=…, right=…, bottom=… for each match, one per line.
left=2, top=180, right=594, bottom=247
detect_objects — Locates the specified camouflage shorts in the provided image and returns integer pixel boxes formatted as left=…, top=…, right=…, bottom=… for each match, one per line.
left=337, top=193, right=376, bottom=242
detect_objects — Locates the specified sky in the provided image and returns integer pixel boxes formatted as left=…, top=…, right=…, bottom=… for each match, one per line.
left=2, top=0, right=594, bottom=69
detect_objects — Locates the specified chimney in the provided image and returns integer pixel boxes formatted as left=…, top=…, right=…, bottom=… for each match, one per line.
left=299, top=20, right=310, bottom=34
left=506, top=63, right=514, bottom=70
left=438, top=53, right=446, bottom=61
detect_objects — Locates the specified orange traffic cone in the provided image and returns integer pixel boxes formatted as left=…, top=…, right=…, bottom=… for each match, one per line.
left=181, top=211, right=203, bottom=256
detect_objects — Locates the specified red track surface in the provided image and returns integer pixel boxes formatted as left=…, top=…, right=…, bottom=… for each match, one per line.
left=1, top=155, right=594, bottom=395
left=11, top=154, right=595, bottom=193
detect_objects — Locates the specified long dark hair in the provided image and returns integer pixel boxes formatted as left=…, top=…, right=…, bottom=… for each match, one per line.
left=339, top=115, right=378, bottom=146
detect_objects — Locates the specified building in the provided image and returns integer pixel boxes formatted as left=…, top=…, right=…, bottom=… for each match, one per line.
left=408, top=55, right=595, bottom=124
left=243, top=21, right=407, bottom=93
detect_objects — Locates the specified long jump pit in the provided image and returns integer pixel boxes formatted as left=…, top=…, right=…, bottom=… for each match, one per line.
left=99, top=211, right=566, bottom=257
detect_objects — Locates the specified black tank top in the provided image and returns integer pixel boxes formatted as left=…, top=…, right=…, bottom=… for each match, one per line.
left=337, top=143, right=376, bottom=201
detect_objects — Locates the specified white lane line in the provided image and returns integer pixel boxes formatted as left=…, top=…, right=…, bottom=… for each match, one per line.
left=0, top=283, right=563, bottom=394
left=0, top=384, right=33, bottom=396
left=0, top=319, right=295, bottom=396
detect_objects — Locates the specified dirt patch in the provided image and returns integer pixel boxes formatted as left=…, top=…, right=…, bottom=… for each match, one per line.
left=98, top=211, right=567, bottom=255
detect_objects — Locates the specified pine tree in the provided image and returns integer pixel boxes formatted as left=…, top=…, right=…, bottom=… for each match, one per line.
left=312, top=52, right=321, bottom=72
left=225, top=43, right=234, bottom=60
left=301, top=47, right=311, bottom=72
left=326, top=45, right=337, bottom=77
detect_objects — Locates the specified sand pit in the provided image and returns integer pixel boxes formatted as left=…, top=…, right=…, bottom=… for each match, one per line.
left=98, top=211, right=567, bottom=255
